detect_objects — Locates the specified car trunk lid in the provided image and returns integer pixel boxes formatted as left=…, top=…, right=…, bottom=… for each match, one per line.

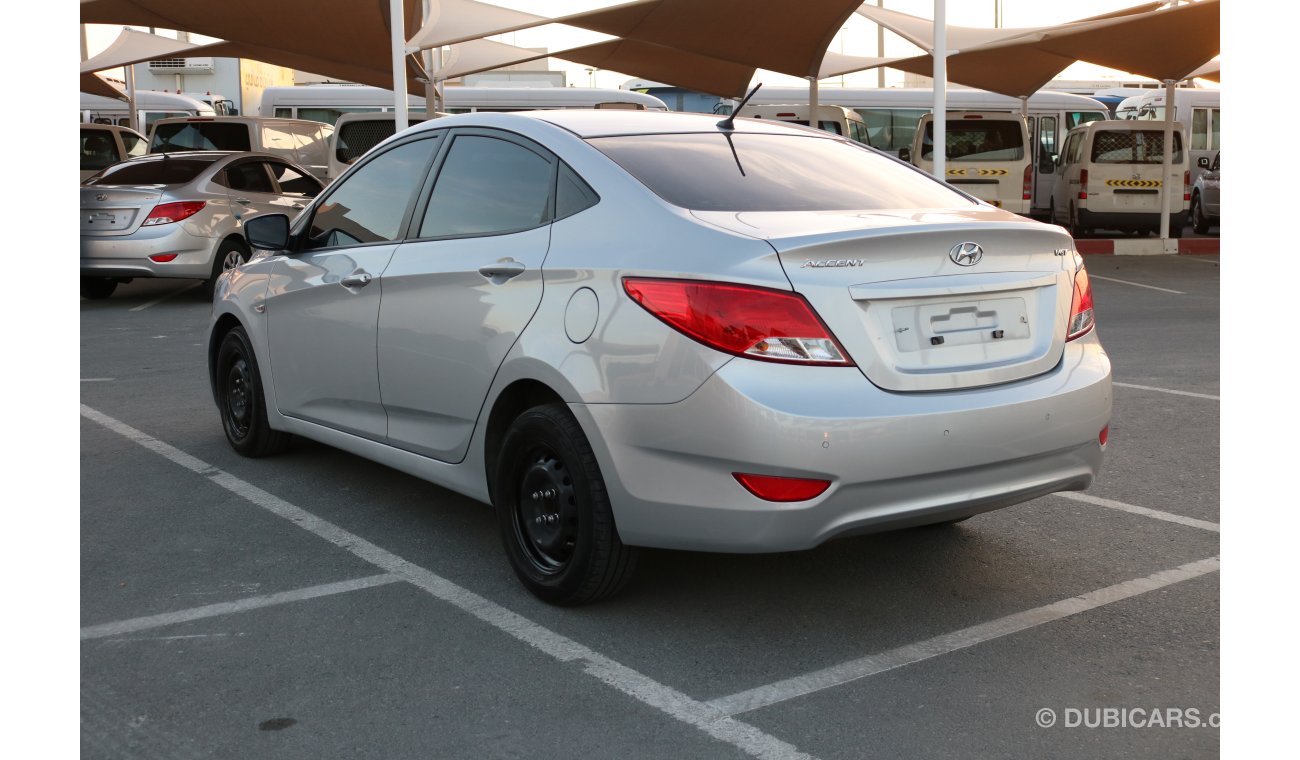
left=692, top=209, right=1077, bottom=392
left=80, top=186, right=163, bottom=236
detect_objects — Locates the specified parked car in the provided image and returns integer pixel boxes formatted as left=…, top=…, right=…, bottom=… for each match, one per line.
left=80, top=124, right=147, bottom=181
left=328, top=111, right=442, bottom=180
left=81, top=151, right=324, bottom=299
left=1190, top=151, right=1220, bottom=234
left=1050, top=120, right=1189, bottom=237
left=209, top=111, right=1111, bottom=605
left=148, top=116, right=334, bottom=179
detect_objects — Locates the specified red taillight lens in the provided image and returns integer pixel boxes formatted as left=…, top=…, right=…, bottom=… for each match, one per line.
left=1078, top=169, right=1089, bottom=201
left=142, top=201, right=206, bottom=226
left=622, top=278, right=853, bottom=366
left=1099, top=425, right=1109, bottom=446
left=733, top=473, right=831, bottom=502
left=1183, top=170, right=1191, bottom=202
left=1022, top=163, right=1032, bottom=200
left=148, top=253, right=179, bottom=262
left=1067, top=265, right=1095, bottom=341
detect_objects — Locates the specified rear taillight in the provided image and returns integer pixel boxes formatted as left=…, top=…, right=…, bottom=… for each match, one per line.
left=1099, top=425, right=1109, bottom=446
left=142, top=201, right=206, bottom=226
left=1022, top=164, right=1032, bottom=201
left=1067, top=265, right=1095, bottom=341
left=1078, top=169, right=1089, bottom=201
left=733, top=473, right=831, bottom=502
left=622, top=278, right=853, bottom=366
left=1183, top=170, right=1191, bottom=202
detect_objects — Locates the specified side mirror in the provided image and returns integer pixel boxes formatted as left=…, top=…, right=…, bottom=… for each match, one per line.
left=898, top=147, right=911, bottom=163
left=1197, top=156, right=1210, bottom=169
left=244, top=213, right=291, bottom=250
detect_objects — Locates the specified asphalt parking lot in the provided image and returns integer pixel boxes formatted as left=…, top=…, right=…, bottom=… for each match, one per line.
left=80, top=254, right=1219, bottom=759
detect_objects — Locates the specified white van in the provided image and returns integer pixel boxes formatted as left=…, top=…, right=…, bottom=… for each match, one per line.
left=80, top=91, right=215, bottom=130
left=328, top=112, right=444, bottom=179
left=736, top=104, right=873, bottom=145
left=1049, top=120, right=1189, bottom=237
left=902, top=111, right=1032, bottom=215
left=147, top=116, right=335, bottom=179
left=1131, top=89, right=1220, bottom=182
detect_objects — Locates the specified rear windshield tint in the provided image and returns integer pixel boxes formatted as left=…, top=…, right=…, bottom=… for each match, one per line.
left=1090, top=130, right=1184, bottom=164
left=921, top=120, right=1025, bottom=161
left=335, top=118, right=429, bottom=164
left=151, top=122, right=251, bottom=153
left=86, top=157, right=216, bottom=185
left=589, top=133, right=972, bottom=212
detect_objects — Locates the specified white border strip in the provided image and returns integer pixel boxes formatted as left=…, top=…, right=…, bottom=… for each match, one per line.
left=1089, top=274, right=1185, bottom=295
left=80, top=405, right=816, bottom=760
left=1113, top=381, right=1219, bottom=401
left=81, top=574, right=402, bottom=640
left=707, top=557, right=1219, bottom=717
left=1053, top=491, right=1219, bottom=532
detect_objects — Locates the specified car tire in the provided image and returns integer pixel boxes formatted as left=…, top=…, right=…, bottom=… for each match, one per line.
left=495, top=403, right=638, bottom=605
left=1048, top=199, right=1058, bottom=227
left=81, top=277, right=117, bottom=300
left=205, top=238, right=250, bottom=297
left=1191, top=194, right=1210, bottom=235
left=1068, top=205, right=1086, bottom=239
left=1167, top=216, right=1184, bottom=239
left=215, top=326, right=290, bottom=457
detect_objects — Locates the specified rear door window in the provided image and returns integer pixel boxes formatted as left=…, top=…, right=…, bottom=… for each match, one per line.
left=222, top=162, right=277, bottom=193
left=419, top=134, right=554, bottom=238
left=81, top=129, right=120, bottom=171
left=150, top=122, right=252, bottom=153
left=1090, top=130, right=1183, bottom=164
left=268, top=162, right=324, bottom=197
left=335, top=120, right=399, bottom=165
left=921, top=120, right=1025, bottom=161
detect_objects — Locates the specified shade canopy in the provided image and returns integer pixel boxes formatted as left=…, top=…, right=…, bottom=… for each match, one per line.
left=847, top=0, right=1220, bottom=98
left=81, top=72, right=126, bottom=100
left=406, top=0, right=550, bottom=52
left=80, top=27, right=200, bottom=74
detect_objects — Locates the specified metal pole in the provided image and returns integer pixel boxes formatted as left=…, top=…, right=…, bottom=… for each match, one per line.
left=80, top=24, right=88, bottom=61
left=391, top=0, right=408, bottom=131
left=422, top=0, right=435, bottom=115
left=808, top=76, right=819, bottom=128
left=933, top=0, right=947, bottom=181
left=125, top=63, right=139, bottom=132
left=877, top=0, right=885, bottom=88
left=1158, top=78, right=1176, bottom=246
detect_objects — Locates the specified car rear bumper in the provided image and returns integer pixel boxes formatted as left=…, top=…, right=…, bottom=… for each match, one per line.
left=1079, top=208, right=1188, bottom=231
left=81, top=225, right=218, bottom=279
left=574, top=334, right=1111, bottom=552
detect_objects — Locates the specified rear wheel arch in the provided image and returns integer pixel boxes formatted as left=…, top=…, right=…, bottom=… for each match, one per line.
left=484, top=379, right=567, bottom=503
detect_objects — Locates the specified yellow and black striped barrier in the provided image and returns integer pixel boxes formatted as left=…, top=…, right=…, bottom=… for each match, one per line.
left=1104, top=179, right=1162, bottom=188
left=947, top=168, right=1009, bottom=177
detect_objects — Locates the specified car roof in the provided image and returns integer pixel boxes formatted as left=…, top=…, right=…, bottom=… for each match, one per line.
left=122, top=150, right=295, bottom=164
left=464, top=109, right=841, bottom=139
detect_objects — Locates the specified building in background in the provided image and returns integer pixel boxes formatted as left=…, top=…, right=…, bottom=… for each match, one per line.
left=126, top=55, right=295, bottom=117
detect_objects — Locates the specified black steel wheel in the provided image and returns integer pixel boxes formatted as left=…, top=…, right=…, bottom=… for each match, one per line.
left=495, top=404, right=637, bottom=605
left=215, top=326, right=290, bottom=457
left=1191, top=194, right=1210, bottom=235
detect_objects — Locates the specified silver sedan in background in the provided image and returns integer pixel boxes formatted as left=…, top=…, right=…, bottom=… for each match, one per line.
left=1190, top=151, right=1220, bottom=234
left=80, top=151, right=324, bottom=299
left=209, top=110, right=1112, bottom=605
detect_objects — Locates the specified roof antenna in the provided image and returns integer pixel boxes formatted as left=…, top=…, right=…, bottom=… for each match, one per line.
left=717, top=83, right=762, bottom=131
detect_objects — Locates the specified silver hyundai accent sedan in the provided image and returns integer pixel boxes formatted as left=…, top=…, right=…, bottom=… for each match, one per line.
left=208, top=110, right=1111, bottom=605
left=81, top=151, right=324, bottom=299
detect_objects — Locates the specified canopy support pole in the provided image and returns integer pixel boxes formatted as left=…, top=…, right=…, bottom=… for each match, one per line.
left=422, top=0, right=435, bottom=115
left=808, top=76, right=819, bottom=127
left=1159, top=78, right=1176, bottom=249
left=933, top=0, right=947, bottom=181
left=877, top=0, right=885, bottom=88
left=1019, top=95, right=1028, bottom=119
left=391, top=0, right=408, bottom=132
left=125, top=62, right=138, bottom=132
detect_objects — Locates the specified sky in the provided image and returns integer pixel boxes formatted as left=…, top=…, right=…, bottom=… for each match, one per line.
left=83, top=0, right=1218, bottom=91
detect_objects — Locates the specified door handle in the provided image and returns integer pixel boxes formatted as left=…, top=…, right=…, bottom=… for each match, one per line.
left=235, top=198, right=252, bottom=205
left=340, top=271, right=373, bottom=288
left=477, top=259, right=526, bottom=282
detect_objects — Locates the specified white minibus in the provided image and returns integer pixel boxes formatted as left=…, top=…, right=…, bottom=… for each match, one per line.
left=80, top=91, right=215, bottom=130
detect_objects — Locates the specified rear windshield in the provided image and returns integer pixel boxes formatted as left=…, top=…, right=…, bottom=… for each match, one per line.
left=589, top=133, right=973, bottom=212
left=151, top=122, right=251, bottom=153
left=335, top=118, right=428, bottom=164
left=1090, top=130, right=1184, bottom=164
left=921, top=120, right=1025, bottom=161
left=85, top=157, right=216, bottom=185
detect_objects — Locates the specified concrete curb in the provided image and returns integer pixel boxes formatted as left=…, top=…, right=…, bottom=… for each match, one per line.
left=1077, top=238, right=1219, bottom=256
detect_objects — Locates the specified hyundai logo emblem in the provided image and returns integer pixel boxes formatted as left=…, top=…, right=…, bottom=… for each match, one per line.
left=96, top=194, right=109, bottom=202
left=949, top=242, right=983, bottom=266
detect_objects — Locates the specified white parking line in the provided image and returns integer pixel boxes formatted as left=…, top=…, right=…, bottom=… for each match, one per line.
left=707, top=556, right=1219, bottom=718
left=81, top=378, right=115, bottom=382
left=128, top=282, right=201, bottom=312
left=1089, top=275, right=1186, bottom=295
left=81, top=574, right=402, bottom=640
left=79, top=404, right=816, bottom=760
left=1053, top=491, right=1219, bottom=532
left=1113, top=381, right=1219, bottom=401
